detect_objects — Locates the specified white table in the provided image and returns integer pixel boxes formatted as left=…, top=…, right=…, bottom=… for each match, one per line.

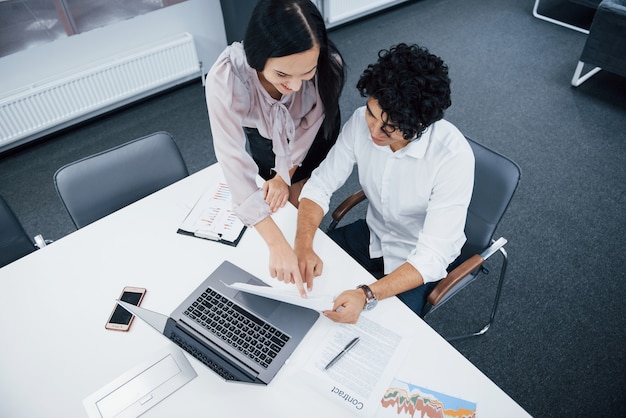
left=0, top=164, right=530, bottom=417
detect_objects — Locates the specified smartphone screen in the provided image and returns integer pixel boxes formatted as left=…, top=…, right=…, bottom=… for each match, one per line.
left=105, top=287, right=146, bottom=331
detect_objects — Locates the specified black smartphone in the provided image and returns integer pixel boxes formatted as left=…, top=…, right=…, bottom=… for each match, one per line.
left=105, top=286, right=147, bottom=331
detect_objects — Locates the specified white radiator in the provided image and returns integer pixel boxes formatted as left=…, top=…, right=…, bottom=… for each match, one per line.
left=321, top=0, right=409, bottom=27
left=0, top=32, right=201, bottom=152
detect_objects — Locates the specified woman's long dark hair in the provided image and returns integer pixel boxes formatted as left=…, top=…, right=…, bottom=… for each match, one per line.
left=244, top=0, right=345, bottom=140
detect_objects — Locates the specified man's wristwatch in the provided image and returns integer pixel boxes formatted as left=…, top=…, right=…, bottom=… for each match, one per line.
left=357, top=284, right=378, bottom=311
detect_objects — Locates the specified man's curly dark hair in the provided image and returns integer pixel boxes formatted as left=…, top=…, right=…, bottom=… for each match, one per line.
left=357, top=43, right=451, bottom=140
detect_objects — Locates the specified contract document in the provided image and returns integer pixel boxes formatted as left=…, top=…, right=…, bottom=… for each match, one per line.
left=299, top=314, right=414, bottom=416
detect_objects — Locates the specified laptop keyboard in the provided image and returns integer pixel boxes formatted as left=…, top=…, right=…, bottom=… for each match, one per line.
left=183, top=287, right=290, bottom=369
left=169, top=332, right=238, bottom=381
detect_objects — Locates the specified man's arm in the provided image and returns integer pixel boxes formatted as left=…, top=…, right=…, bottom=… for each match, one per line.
left=294, top=198, right=326, bottom=291
left=324, top=262, right=424, bottom=323
left=369, top=263, right=424, bottom=301
left=293, top=108, right=363, bottom=295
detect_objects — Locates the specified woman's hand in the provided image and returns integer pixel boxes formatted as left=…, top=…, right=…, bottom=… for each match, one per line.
left=268, top=240, right=304, bottom=289
left=254, top=216, right=307, bottom=298
left=263, top=175, right=289, bottom=213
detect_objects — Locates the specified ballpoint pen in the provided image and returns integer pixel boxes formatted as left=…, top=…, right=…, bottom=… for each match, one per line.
left=324, top=337, right=360, bottom=370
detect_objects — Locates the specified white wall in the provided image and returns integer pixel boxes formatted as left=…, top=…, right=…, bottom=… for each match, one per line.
left=0, top=0, right=227, bottom=98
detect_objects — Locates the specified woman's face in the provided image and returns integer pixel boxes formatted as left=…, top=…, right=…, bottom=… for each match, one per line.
left=258, top=46, right=320, bottom=99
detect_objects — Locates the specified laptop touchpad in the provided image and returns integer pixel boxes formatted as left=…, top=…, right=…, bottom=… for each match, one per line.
left=233, top=279, right=279, bottom=318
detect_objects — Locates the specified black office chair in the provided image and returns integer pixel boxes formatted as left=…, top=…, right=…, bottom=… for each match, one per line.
left=1, top=194, right=41, bottom=268
left=54, top=131, right=189, bottom=229
left=571, top=0, right=626, bottom=86
left=532, top=0, right=601, bottom=34
left=327, top=137, right=521, bottom=341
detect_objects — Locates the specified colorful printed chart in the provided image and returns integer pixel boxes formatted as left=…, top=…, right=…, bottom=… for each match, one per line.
left=178, top=180, right=246, bottom=245
left=380, top=379, right=477, bottom=418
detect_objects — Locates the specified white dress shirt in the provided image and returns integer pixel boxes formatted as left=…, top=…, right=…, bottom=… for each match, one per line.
left=300, top=106, right=475, bottom=284
left=205, top=42, right=325, bottom=226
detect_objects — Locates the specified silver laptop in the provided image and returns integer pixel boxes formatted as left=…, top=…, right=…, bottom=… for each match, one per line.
left=117, top=261, right=320, bottom=385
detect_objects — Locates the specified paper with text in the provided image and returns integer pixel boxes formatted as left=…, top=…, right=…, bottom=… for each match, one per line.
left=300, top=314, right=413, bottom=416
left=227, top=282, right=334, bottom=311
left=178, top=178, right=245, bottom=243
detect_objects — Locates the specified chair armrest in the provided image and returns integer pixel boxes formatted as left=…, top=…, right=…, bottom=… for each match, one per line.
left=331, top=189, right=367, bottom=223
left=427, top=254, right=486, bottom=306
left=427, top=237, right=507, bottom=306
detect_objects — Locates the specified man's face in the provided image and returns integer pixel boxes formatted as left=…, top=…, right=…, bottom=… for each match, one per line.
left=365, top=97, right=411, bottom=152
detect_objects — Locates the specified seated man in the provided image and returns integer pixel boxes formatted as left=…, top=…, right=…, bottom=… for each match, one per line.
left=293, top=43, right=475, bottom=323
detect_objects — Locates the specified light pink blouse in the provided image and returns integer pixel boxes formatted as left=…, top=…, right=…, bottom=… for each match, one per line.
left=205, top=42, right=325, bottom=226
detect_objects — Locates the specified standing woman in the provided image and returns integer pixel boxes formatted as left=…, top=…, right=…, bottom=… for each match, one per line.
left=205, top=0, right=345, bottom=290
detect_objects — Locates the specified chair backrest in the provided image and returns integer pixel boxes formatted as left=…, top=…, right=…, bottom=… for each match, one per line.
left=568, top=0, right=601, bottom=9
left=0, top=194, right=35, bottom=268
left=452, top=137, right=521, bottom=268
left=54, top=131, right=189, bottom=229
left=580, top=0, right=626, bottom=78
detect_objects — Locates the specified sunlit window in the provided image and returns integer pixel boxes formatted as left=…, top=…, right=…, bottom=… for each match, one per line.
left=0, top=0, right=186, bottom=58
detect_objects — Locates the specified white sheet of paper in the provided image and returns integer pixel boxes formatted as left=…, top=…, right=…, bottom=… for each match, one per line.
left=298, top=314, right=414, bottom=416
left=227, top=282, right=334, bottom=312
left=178, top=176, right=245, bottom=243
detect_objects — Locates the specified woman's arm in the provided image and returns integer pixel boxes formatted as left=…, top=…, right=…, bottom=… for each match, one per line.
left=205, top=48, right=271, bottom=226
left=254, top=216, right=306, bottom=297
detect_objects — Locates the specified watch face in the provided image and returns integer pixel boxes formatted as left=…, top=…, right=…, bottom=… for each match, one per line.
left=364, top=298, right=377, bottom=311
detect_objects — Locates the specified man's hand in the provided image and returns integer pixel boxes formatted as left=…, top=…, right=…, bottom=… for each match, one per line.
left=294, top=198, right=326, bottom=291
left=263, top=175, right=289, bottom=213
left=268, top=240, right=307, bottom=298
left=323, top=289, right=365, bottom=324
left=294, top=246, right=323, bottom=292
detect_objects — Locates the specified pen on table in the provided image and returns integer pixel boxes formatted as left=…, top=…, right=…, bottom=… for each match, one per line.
left=324, top=337, right=360, bottom=370
left=194, top=230, right=222, bottom=241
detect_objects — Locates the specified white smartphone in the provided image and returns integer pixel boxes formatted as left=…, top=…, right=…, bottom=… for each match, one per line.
left=105, top=286, right=147, bottom=331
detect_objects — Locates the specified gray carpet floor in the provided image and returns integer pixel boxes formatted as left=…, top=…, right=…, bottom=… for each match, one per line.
left=1, top=0, right=625, bottom=416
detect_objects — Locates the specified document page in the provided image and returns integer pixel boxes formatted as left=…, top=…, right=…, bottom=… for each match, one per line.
left=378, top=378, right=477, bottom=418
left=178, top=177, right=245, bottom=244
left=226, top=282, right=334, bottom=311
left=301, top=314, right=413, bottom=416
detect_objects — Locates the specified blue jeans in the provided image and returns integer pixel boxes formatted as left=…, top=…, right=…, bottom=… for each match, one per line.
left=327, top=219, right=438, bottom=316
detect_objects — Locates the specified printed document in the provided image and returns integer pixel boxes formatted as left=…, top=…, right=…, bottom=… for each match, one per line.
left=300, top=314, right=414, bottom=416
left=226, top=281, right=334, bottom=311
left=178, top=175, right=246, bottom=245
left=379, top=379, right=477, bottom=417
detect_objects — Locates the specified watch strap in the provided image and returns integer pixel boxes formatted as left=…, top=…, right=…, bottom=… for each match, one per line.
left=357, top=284, right=377, bottom=310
